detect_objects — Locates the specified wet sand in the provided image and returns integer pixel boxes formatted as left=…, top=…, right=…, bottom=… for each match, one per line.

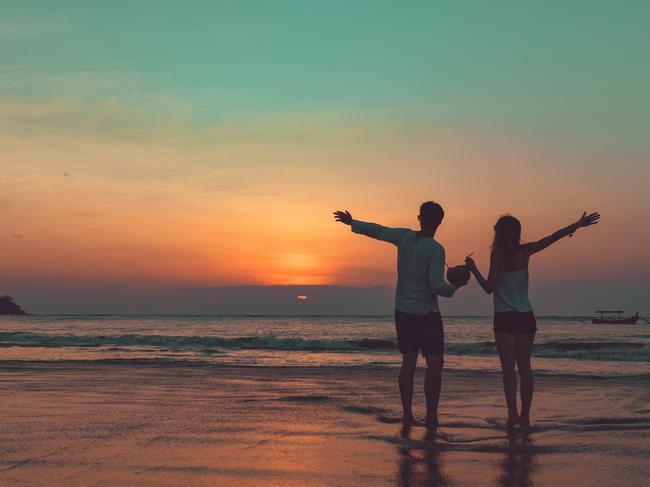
left=1, top=362, right=649, bottom=486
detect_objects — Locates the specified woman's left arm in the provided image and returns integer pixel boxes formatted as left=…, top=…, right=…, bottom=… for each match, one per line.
left=465, top=252, right=500, bottom=294
left=522, top=211, right=600, bottom=256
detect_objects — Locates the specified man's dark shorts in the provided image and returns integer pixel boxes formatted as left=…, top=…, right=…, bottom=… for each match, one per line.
left=394, top=309, right=444, bottom=357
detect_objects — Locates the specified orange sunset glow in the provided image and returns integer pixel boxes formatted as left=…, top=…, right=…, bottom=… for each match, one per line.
left=5, top=131, right=646, bottom=288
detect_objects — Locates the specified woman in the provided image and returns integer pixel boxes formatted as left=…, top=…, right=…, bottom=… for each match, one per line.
left=465, top=211, right=600, bottom=428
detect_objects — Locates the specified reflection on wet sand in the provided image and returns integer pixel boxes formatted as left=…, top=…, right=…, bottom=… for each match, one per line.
left=395, top=424, right=537, bottom=487
left=396, top=424, right=449, bottom=486
left=497, top=429, right=536, bottom=487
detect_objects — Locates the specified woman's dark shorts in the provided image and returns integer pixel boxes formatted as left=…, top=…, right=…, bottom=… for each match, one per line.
left=493, top=310, right=537, bottom=334
left=394, top=310, right=444, bottom=357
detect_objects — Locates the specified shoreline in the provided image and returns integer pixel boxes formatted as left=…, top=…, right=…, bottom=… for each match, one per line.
left=7, top=313, right=648, bottom=319
left=1, top=359, right=649, bottom=381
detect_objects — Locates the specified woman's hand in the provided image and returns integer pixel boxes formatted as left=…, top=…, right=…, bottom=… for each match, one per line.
left=576, top=211, right=600, bottom=228
left=465, top=256, right=478, bottom=274
left=333, top=210, right=353, bottom=225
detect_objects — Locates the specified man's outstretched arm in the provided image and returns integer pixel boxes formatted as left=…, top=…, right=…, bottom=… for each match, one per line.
left=334, top=210, right=407, bottom=245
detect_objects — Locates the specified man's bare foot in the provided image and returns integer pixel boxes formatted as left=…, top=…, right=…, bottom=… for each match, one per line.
left=506, top=413, right=520, bottom=428
left=403, top=414, right=415, bottom=425
left=424, top=426, right=438, bottom=441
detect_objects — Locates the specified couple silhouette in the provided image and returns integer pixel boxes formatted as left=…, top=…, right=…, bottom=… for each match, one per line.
left=334, top=202, right=599, bottom=428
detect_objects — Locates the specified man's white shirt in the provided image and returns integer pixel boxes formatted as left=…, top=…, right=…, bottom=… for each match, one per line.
left=351, top=220, right=456, bottom=314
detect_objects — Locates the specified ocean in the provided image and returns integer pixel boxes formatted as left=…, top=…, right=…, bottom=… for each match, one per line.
left=3, top=314, right=650, bottom=485
left=2, top=315, right=649, bottom=377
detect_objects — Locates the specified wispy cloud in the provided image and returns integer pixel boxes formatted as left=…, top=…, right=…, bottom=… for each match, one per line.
left=0, top=94, right=192, bottom=141
left=0, top=90, right=488, bottom=150
left=0, top=17, right=69, bottom=39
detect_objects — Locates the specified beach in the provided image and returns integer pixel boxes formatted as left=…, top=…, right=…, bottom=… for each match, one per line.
left=2, top=361, right=649, bottom=486
left=5, top=1, right=649, bottom=485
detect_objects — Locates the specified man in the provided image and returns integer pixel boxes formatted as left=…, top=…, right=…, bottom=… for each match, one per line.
left=334, top=202, right=467, bottom=427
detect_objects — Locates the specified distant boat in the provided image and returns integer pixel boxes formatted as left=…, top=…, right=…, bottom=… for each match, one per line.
left=592, top=310, right=639, bottom=324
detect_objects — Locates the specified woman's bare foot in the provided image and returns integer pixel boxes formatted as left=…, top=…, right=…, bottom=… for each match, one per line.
left=506, top=412, right=520, bottom=428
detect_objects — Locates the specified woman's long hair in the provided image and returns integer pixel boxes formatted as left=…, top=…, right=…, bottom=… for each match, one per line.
left=491, top=215, right=522, bottom=270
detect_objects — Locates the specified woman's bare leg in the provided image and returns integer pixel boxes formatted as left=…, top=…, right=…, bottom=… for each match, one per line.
left=515, top=333, right=535, bottom=426
left=494, top=331, right=519, bottom=426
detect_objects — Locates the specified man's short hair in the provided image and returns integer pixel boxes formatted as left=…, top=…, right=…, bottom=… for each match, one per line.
left=419, top=201, right=444, bottom=229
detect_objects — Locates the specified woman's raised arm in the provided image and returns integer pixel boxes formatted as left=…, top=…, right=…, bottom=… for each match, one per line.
left=521, top=211, right=600, bottom=256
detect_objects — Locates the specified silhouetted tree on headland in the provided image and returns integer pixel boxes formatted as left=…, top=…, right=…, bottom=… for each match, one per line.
left=0, top=295, right=26, bottom=315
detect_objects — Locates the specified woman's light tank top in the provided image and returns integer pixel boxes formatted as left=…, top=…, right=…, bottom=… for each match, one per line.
left=494, top=268, right=533, bottom=313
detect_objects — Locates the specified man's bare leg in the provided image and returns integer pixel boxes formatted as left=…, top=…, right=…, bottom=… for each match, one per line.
left=425, top=354, right=443, bottom=427
left=399, top=352, right=418, bottom=423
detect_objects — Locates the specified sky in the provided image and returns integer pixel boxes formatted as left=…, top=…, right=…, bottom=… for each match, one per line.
left=2, top=1, right=649, bottom=314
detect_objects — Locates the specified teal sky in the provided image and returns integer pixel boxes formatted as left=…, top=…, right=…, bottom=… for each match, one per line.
left=3, top=1, right=649, bottom=141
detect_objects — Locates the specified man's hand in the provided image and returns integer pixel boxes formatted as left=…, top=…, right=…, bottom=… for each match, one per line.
left=576, top=211, right=600, bottom=228
left=334, top=210, right=353, bottom=225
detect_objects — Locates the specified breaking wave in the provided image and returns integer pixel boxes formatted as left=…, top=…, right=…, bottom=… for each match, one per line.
left=1, top=332, right=648, bottom=362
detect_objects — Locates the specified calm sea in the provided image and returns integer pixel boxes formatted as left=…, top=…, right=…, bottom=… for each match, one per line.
left=1, top=315, right=649, bottom=377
